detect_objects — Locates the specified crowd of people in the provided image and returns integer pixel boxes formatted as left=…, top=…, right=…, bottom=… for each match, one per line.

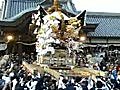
left=0, top=45, right=120, bottom=90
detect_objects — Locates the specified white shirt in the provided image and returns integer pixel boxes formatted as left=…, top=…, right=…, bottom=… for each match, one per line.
left=74, top=83, right=82, bottom=90
left=58, top=77, right=66, bottom=89
left=12, top=79, right=17, bottom=90
left=2, top=75, right=10, bottom=84
left=26, top=80, right=38, bottom=90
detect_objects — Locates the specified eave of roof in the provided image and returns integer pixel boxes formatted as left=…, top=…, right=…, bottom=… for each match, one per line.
left=87, top=12, right=120, bottom=17
left=0, top=7, right=37, bottom=26
left=83, top=23, right=99, bottom=32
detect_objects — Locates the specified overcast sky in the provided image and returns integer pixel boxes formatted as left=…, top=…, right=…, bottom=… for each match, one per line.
left=0, top=0, right=120, bottom=13
left=73, top=0, right=120, bottom=13
left=0, top=0, right=4, bottom=9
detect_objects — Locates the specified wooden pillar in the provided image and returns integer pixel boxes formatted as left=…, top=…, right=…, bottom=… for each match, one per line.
left=5, top=44, right=9, bottom=55
left=6, top=42, right=12, bottom=55
left=18, top=35, right=22, bottom=64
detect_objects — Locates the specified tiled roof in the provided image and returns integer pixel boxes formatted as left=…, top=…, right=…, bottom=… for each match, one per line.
left=2, top=0, right=77, bottom=19
left=3, top=7, right=36, bottom=21
left=86, top=12, right=120, bottom=37
left=0, top=8, right=37, bottom=26
left=3, top=0, right=43, bottom=19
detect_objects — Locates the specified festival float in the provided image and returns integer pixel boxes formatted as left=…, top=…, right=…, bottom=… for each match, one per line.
left=32, top=0, right=86, bottom=66
left=29, top=0, right=107, bottom=77
left=27, top=0, right=106, bottom=78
